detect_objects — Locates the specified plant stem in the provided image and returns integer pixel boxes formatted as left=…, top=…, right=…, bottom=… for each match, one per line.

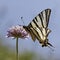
left=16, top=37, right=18, bottom=60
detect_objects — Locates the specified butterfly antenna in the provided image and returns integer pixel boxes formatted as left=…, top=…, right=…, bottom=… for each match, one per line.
left=21, top=17, right=25, bottom=25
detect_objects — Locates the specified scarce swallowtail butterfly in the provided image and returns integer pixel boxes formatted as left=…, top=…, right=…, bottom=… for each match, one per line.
left=22, top=9, right=53, bottom=47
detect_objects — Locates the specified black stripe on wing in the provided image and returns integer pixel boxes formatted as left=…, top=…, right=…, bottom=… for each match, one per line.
left=38, top=14, right=44, bottom=28
left=40, top=9, right=51, bottom=28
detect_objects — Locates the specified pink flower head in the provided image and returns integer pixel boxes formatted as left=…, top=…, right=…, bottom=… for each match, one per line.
left=7, top=25, right=29, bottom=38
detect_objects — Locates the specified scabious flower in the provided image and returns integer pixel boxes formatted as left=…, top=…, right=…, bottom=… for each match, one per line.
left=6, top=25, right=29, bottom=39
left=6, top=25, right=30, bottom=60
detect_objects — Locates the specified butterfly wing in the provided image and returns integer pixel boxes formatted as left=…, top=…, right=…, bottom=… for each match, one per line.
left=27, top=9, right=52, bottom=47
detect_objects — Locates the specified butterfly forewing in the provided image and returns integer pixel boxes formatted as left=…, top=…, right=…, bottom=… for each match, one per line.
left=28, top=9, right=51, bottom=28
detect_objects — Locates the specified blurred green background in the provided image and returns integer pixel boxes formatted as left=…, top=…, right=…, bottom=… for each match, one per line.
left=0, top=38, right=45, bottom=60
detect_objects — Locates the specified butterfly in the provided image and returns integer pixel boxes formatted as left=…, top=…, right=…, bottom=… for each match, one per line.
left=21, top=9, right=53, bottom=47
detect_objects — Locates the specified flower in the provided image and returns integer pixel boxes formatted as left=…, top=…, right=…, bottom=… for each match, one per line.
left=6, top=25, right=29, bottom=38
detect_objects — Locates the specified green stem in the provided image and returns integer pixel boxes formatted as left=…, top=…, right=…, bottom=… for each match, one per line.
left=16, top=37, right=18, bottom=60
